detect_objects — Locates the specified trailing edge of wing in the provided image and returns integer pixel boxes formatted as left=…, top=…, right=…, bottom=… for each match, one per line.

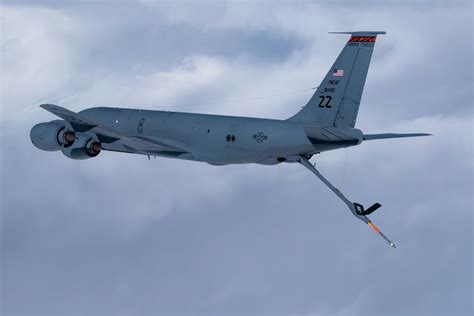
left=39, top=104, right=187, bottom=154
left=363, top=133, right=432, bottom=141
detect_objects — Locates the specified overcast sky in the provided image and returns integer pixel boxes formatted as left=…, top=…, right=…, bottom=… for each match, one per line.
left=1, top=1, right=473, bottom=315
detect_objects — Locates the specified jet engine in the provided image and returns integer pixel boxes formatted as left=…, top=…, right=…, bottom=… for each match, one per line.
left=30, top=120, right=76, bottom=151
left=61, top=133, right=102, bottom=160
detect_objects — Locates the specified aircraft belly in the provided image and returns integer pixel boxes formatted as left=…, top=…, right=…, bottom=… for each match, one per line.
left=190, top=120, right=314, bottom=164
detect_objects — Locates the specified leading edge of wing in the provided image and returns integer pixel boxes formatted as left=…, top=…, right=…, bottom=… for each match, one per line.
left=39, top=104, right=187, bottom=154
left=40, top=103, right=97, bottom=128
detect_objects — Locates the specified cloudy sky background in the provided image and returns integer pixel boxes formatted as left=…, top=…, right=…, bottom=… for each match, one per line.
left=1, top=1, right=473, bottom=315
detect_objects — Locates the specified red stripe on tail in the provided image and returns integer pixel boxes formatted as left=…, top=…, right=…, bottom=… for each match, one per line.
left=348, top=36, right=376, bottom=43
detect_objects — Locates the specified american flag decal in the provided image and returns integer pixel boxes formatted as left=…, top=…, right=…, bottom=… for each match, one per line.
left=333, top=69, right=344, bottom=77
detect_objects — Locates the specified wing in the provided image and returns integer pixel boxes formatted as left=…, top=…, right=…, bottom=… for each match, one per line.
left=40, top=104, right=187, bottom=156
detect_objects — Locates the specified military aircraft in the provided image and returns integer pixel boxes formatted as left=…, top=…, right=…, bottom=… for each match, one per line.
left=30, top=31, right=430, bottom=248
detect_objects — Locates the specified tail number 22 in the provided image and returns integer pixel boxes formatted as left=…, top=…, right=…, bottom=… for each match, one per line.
left=318, top=96, right=332, bottom=108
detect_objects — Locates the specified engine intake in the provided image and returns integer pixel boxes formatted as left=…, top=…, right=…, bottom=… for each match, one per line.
left=30, top=120, right=76, bottom=151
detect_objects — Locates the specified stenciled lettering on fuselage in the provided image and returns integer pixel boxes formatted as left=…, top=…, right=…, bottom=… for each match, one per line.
left=138, top=118, right=145, bottom=133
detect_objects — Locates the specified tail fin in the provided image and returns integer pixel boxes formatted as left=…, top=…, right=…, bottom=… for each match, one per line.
left=289, top=31, right=385, bottom=127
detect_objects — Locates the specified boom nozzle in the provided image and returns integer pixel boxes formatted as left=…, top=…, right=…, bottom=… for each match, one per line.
left=368, top=221, right=396, bottom=248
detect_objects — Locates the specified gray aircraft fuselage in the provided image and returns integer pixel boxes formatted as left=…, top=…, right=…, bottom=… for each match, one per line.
left=78, top=107, right=356, bottom=165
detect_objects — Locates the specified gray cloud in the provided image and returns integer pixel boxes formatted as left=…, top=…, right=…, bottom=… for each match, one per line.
left=1, top=1, right=473, bottom=316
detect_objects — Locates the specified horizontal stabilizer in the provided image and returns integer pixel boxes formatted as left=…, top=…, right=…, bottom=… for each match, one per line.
left=363, top=133, right=432, bottom=141
left=329, top=31, right=386, bottom=36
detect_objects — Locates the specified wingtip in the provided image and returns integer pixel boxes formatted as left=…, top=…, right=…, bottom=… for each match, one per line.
left=39, top=103, right=57, bottom=110
left=39, top=103, right=77, bottom=115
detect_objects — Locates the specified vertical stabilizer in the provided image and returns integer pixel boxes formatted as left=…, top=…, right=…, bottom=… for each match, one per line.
left=289, top=31, right=385, bottom=127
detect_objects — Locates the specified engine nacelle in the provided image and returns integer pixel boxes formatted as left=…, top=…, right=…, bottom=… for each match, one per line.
left=61, top=133, right=102, bottom=160
left=30, top=120, right=76, bottom=151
